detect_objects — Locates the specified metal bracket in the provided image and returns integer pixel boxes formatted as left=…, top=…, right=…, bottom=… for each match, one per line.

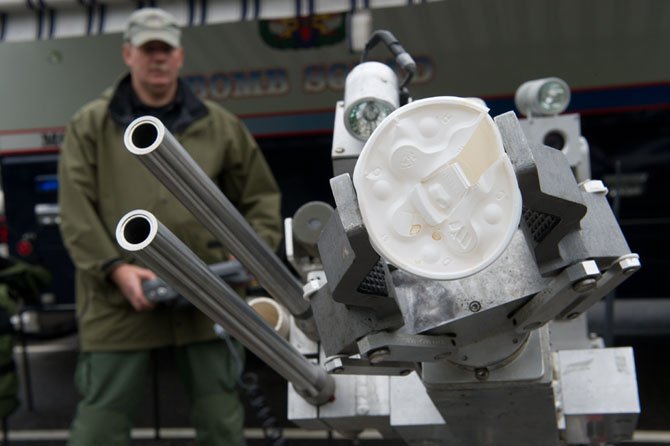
left=511, top=260, right=601, bottom=331
left=323, top=356, right=417, bottom=376
left=495, top=111, right=587, bottom=272
left=358, top=332, right=457, bottom=363
left=318, top=173, right=400, bottom=318
left=557, top=253, right=640, bottom=319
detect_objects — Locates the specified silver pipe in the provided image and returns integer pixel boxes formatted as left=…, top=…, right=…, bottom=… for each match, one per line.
left=116, top=209, right=334, bottom=406
left=123, top=116, right=311, bottom=319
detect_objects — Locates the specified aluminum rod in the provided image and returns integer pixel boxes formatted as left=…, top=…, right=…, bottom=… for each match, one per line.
left=116, top=210, right=335, bottom=406
left=123, top=115, right=310, bottom=319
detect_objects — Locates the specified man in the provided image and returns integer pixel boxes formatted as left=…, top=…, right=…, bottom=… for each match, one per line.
left=58, top=7, right=282, bottom=445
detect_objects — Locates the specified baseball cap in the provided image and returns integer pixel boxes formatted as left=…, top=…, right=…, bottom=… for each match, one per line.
left=124, top=8, right=181, bottom=48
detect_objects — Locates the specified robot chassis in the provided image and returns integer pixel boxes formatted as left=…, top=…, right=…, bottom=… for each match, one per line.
left=116, top=44, right=640, bottom=446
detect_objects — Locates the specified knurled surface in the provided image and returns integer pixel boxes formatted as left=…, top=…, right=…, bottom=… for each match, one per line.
left=357, top=260, right=388, bottom=296
left=523, top=207, right=561, bottom=242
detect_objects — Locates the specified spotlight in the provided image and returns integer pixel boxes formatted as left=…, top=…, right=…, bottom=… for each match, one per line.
left=331, top=30, right=415, bottom=176
left=515, top=77, right=591, bottom=182
left=515, top=77, right=571, bottom=117
left=343, top=62, right=399, bottom=141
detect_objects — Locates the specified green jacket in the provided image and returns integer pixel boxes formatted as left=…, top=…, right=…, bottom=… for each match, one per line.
left=58, top=78, right=282, bottom=352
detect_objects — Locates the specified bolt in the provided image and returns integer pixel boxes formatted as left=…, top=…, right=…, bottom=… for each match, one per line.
left=581, top=180, right=608, bottom=194
left=567, top=312, right=580, bottom=320
left=619, top=255, right=641, bottom=274
left=399, top=369, right=412, bottom=376
left=335, top=147, right=345, bottom=154
left=572, top=277, right=597, bottom=293
left=369, top=348, right=391, bottom=364
left=469, top=301, right=482, bottom=312
left=331, top=366, right=344, bottom=374
left=475, top=368, right=489, bottom=381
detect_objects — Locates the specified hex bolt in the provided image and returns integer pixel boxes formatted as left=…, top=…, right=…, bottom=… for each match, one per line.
left=581, top=180, right=608, bottom=194
left=619, top=255, right=641, bottom=275
left=475, top=368, right=489, bottom=381
left=368, top=348, right=391, bottom=364
left=335, top=147, right=345, bottom=154
left=572, top=277, right=597, bottom=293
left=469, top=301, right=482, bottom=312
left=323, top=357, right=346, bottom=374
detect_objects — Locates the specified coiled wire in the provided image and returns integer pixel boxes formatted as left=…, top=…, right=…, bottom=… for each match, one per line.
left=215, top=324, right=286, bottom=446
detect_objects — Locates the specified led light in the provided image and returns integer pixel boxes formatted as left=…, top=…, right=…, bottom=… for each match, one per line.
left=538, top=80, right=570, bottom=114
left=515, top=77, right=571, bottom=117
left=346, top=100, right=395, bottom=141
left=343, top=61, right=399, bottom=141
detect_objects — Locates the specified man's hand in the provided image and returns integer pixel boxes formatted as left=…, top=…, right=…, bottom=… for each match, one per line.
left=109, top=264, right=157, bottom=311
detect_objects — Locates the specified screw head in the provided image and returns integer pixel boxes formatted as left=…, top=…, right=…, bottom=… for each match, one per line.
left=475, top=368, right=489, bottom=381
left=335, top=147, right=345, bottom=154
left=469, top=301, right=482, bottom=312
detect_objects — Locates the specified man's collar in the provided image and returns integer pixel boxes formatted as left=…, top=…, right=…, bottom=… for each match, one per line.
left=108, top=73, right=208, bottom=133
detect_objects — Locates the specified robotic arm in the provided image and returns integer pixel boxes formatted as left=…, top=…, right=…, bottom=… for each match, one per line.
left=286, top=31, right=641, bottom=446
left=116, top=31, right=640, bottom=446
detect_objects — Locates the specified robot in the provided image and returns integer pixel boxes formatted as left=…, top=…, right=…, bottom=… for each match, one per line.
left=115, top=31, right=640, bottom=446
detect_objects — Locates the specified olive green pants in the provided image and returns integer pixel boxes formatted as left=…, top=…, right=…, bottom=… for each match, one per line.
left=68, top=340, right=245, bottom=446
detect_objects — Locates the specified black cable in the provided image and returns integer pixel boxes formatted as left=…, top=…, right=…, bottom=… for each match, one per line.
left=360, top=30, right=416, bottom=93
left=239, top=372, right=286, bottom=446
left=217, top=326, right=286, bottom=446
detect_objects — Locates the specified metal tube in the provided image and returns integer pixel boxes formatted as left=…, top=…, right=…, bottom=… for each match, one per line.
left=116, top=209, right=335, bottom=406
left=123, top=115, right=310, bottom=319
